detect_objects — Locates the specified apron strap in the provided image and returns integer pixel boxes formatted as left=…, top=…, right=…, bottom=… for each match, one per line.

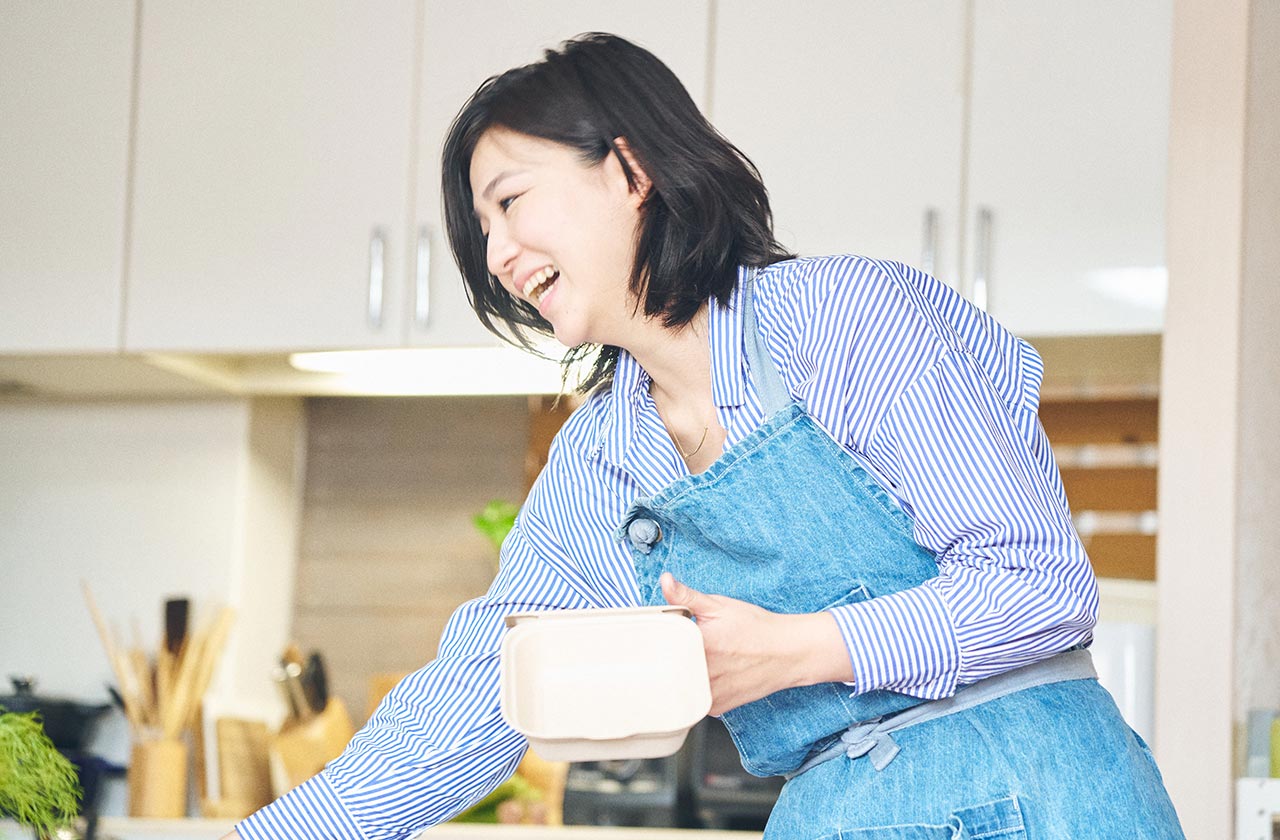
left=786, top=648, right=1099, bottom=778
left=741, top=267, right=794, bottom=416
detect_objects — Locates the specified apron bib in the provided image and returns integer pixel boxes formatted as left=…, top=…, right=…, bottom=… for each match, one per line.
left=617, top=269, right=1184, bottom=838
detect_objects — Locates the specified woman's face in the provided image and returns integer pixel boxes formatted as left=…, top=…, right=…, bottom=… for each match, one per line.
left=469, top=127, right=648, bottom=348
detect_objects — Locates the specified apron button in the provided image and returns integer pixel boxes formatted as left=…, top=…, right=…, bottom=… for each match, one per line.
left=627, top=518, right=662, bottom=553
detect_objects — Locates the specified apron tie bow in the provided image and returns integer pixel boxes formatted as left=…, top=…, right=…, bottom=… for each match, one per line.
left=839, top=719, right=901, bottom=770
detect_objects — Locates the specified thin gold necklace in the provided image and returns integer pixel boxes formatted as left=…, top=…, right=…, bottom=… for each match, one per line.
left=677, top=426, right=710, bottom=460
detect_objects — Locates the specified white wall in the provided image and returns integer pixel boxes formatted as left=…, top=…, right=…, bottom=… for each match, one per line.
left=0, top=397, right=304, bottom=814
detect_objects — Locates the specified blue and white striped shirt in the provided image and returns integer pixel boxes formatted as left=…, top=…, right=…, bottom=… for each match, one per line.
left=238, top=254, right=1097, bottom=840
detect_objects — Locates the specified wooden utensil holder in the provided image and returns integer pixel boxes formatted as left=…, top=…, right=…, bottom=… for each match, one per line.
left=269, top=697, right=356, bottom=794
left=128, top=736, right=188, bottom=817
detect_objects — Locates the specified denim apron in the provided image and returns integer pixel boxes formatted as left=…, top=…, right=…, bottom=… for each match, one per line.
left=618, top=270, right=1185, bottom=838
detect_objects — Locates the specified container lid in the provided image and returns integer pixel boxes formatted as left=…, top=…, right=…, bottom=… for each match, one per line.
left=499, top=606, right=711, bottom=747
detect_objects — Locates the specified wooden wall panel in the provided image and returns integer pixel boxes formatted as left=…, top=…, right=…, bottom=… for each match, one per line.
left=1042, top=396, right=1160, bottom=582
left=1059, top=467, right=1158, bottom=510
left=525, top=394, right=577, bottom=492
left=291, top=397, right=527, bottom=725
left=1039, top=398, right=1159, bottom=444
left=1079, top=534, right=1157, bottom=581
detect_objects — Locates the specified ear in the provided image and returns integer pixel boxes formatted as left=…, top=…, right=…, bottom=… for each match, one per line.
left=611, top=137, right=653, bottom=203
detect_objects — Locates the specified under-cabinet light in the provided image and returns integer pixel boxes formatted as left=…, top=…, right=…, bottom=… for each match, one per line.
left=287, top=345, right=574, bottom=396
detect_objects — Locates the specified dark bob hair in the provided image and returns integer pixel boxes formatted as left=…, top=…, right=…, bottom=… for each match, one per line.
left=441, top=32, right=793, bottom=393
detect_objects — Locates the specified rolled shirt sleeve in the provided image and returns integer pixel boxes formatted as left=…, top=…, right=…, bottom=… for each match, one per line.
left=831, top=349, right=1097, bottom=698
left=237, top=520, right=594, bottom=840
left=778, top=256, right=1097, bottom=700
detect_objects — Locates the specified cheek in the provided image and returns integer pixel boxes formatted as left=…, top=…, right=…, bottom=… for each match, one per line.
left=507, top=205, right=551, bottom=248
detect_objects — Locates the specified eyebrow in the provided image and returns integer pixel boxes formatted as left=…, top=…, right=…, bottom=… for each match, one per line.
left=480, top=170, right=521, bottom=201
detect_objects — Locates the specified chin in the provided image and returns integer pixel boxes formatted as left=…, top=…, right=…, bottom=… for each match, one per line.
left=551, top=323, right=589, bottom=349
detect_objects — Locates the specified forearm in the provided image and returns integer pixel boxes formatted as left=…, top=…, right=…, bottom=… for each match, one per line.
left=781, top=610, right=854, bottom=687
left=827, top=547, right=1096, bottom=699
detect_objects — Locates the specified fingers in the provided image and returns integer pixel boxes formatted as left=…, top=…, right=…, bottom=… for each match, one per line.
left=660, top=572, right=710, bottom=615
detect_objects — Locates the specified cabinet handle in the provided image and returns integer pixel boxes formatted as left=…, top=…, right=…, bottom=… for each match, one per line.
left=921, top=207, right=939, bottom=276
left=368, top=227, right=387, bottom=329
left=414, top=227, right=431, bottom=328
left=973, top=207, right=993, bottom=312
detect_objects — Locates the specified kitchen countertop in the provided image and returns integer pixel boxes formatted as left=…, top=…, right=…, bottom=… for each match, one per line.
left=1, top=819, right=762, bottom=840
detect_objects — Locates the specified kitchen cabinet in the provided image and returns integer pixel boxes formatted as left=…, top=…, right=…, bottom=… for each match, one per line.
left=123, top=1, right=709, bottom=353
left=0, top=2, right=134, bottom=353
left=125, top=0, right=419, bottom=353
left=408, top=1, right=711, bottom=347
left=711, top=1, right=1171, bottom=337
left=712, top=1, right=968, bottom=287
left=963, top=1, right=1171, bottom=335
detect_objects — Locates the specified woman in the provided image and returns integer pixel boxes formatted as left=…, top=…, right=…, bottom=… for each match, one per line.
left=231, top=33, right=1183, bottom=839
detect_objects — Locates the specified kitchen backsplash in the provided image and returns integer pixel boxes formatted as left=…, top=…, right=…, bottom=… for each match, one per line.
left=288, top=397, right=528, bottom=726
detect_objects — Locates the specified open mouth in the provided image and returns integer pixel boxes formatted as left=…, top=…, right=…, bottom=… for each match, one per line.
left=522, top=265, right=560, bottom=305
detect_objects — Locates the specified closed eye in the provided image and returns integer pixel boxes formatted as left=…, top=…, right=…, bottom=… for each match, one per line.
left=498, top=194, right=520, bottom=212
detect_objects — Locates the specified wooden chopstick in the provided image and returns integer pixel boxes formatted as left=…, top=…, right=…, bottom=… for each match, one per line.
left=183, top=608, right=235, bottom=733
left=162, top=606, right=235, bottom=739
left=82, top=584, right=236, bottom=741
left=81, top=580, right=143, bottom=734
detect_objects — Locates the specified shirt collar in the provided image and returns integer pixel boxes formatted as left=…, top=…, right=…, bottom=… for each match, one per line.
left=596, top=349, right=646, bottom=470
left=594, top=266, right=749, bottom=468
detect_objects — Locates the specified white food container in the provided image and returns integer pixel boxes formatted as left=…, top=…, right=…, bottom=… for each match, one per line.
left=499, top=605, right=712, bottom=762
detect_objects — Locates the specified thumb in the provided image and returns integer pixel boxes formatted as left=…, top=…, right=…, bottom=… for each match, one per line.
left=660, top=572, right=711, bottom=615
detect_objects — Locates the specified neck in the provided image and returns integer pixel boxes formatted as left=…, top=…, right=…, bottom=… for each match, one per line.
left=625, top=305, right=712, bottom=407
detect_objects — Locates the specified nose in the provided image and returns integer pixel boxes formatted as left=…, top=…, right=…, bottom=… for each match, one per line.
left=485, top=220, right=518, bottom=281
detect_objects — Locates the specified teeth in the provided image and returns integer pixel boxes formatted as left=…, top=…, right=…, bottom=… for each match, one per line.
left=521, top=265, right=559, bottom=302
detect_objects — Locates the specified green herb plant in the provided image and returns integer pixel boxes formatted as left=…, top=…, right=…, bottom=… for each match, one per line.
left=0, top=706, right=81, bottom=836
left=452, top=773, right=541, bottom=824
left=473, top=500, right=519, bottom=569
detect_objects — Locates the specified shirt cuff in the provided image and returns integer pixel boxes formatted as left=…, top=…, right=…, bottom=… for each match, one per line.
left=827, top=582, right=961, bottom=699
left=237, top=772, right=366, bottom=840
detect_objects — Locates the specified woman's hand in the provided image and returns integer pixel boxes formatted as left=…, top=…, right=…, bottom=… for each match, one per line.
left=660, top=572, right=853, bottom=716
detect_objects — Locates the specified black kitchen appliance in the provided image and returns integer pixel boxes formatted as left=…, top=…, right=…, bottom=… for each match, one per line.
left=560, top=716, right=783, bottom=829
left=687, top=716, right=783, bottom=829
left=0, top=676, right=125, bottom=839
left=0, top=676, right=111, bottom=751
left=562, top=754, right=684, bottom=827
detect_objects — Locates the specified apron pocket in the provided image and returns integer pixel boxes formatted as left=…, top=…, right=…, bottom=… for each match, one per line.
left=824, top=582, right=873, bottom=610
left=818, top=794, right=1026, bottom=840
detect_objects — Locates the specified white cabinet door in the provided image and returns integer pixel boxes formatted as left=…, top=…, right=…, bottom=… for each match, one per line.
left=125, top=1, right=417, bottom=353
left=408, top=0, right=712, bottom=347
left=965, top=0, right=1172, bottom=336
left=0, top=2, right=133, bottom=353
left=710, top=1, right=967, bottom=283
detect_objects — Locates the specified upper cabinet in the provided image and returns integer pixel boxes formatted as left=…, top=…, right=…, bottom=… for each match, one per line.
left=964, top=1, right=1171, bottom=336
left=123, top=0, right=709, bottom=354
left=0, top=2, right=134, bottom=353
left=125, top=1, right=419, bottom=353
left=408, top=0, right=710, bottom=347
left=712, top=1, right=968, bottom=282
left=711, top=1, right=1171, bottom=338
left=1, top=3, right=1169, bottom=359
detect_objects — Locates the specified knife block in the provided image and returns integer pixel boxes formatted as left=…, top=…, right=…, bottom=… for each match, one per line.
left=128, top=736, right=188, bottom=817
left=268, top=697, right=356, bottom=794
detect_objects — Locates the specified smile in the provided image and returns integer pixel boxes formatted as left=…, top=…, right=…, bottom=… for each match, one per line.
left=522, top=265, right=560, bottom=304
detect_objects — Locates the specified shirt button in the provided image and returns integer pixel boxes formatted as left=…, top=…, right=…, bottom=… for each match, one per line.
left=627, top=518, right=662, bottom=553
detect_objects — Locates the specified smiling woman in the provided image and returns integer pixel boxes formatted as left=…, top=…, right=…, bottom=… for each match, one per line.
left=228, top=32, right=1185, bottom=840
